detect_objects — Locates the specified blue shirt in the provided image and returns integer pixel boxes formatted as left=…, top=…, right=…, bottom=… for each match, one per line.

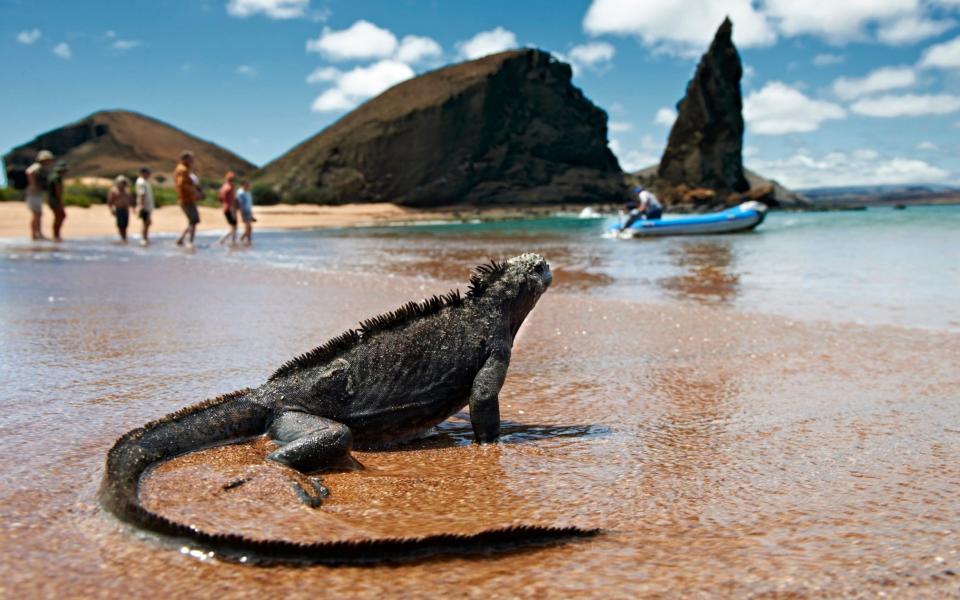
left=236, top=189, right=253, bottom=213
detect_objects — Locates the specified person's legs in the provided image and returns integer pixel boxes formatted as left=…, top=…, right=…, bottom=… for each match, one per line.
left=53, top=207, right=66, bottom=241
left=30, top=208, right=41, bottom=240
left=116, top=208, right=129, bottom=242
left=140, top=210, right=151, bottom=245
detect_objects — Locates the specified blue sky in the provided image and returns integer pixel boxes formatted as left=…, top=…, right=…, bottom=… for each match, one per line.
left=3, top=0, right=960, bottom=189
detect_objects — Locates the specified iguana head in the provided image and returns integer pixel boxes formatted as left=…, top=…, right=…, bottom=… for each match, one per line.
left=468, top=253, right=552, bottom=335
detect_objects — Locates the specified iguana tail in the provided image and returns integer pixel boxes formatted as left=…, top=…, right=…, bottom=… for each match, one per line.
left=99, top=389, right=598, bottom=565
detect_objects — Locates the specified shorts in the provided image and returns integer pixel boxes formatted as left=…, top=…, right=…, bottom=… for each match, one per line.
left=644, top=206, right=663, bottom=220
left=115, top=207, right=130, bottom=230
left=241, top=209, right=254, bottom=224
left=139, top=209, right=152, bottom=223
left=181, top=203, right=200, bottom=226
left=25, top=192, right=44, bottom=214
left=224, top=209, right=237, bottom=227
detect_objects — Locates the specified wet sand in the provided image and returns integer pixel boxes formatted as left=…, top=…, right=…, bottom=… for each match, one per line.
left=1, top=245, right=958, bottom=597
left=0, top=201, right=565, bottom=240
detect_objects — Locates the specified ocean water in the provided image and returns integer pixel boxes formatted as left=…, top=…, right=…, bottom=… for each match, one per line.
left=4, top=204, right=957, bottom=331
left=1, top=204, right=958, bottom=597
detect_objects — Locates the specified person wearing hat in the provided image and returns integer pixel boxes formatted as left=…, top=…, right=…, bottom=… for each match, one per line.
left=47, top=161, right=69, bottom=242
left=25, top=149, right=54, bottom=240
left=621, top=185, right=663, bottom=231
left=217, top=171, right=238, bottom=245
left=174, top=150, right=201, bottom=248
left=107, top=175, right=134, bottom=243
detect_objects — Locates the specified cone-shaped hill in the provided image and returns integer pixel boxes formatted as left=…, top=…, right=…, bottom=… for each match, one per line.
left=3, top=110, right=255, bottom=183
left=257, top=49, right=629, bottom=207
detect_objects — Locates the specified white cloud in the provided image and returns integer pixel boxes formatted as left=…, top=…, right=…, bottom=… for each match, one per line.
left=16, top=29, right=41, bottom=45
left=609, top=135, right=662, bottom=172
left=832, top=66, right=917, bottom=100
left=112, top=39, right=141, bottom=51
left=457, top=27, right=517, bottom=60
left=307, top=20, right=399, bottom=61
left=582, top=1, right=957, bottom=55
left=877, top=16, right=955, bottom=45
left=564, top=41, right=615, bottom=73
left=917, top=140, right=939, bottom=150
left=236, top=64, right=257, bottom=77
left=919, top=35, right=960, bottom=69
left=583, top=0, right=774, bottom=56
left=395, top=35, right=443, bottom=65
left=744, top=82, right=846, bottom=134
left=310, top=59, right=415, bottom=112
left=608, top=121, right=633, bottom=132
left=311, top=89, right=354, bottom=112
left=743, top=145, right=759, bottom=158
left=749, top=150, right=951, bottom=188
left=654, top=106, right=677, bottom=126
left=226, top=0, right=309, bottom=19
left=52, top=42, right=72, bottom=60
left=763, top=0, right=918, bottom=43
left=851, top=93, right=960, bottom=116
left=305, top=66, right=340, bottom=83
left=813, top=53, right=845, bottom=66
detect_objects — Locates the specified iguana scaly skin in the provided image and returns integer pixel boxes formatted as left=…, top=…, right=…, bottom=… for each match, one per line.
left=99, top=253, right=597, bottom=564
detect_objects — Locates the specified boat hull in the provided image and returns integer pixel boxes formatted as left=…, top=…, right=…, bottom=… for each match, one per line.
left=607, top=201, right=767, bottom=238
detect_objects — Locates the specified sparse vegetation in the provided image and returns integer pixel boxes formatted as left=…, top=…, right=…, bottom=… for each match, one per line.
left=251, top=184, right=280, bottom=206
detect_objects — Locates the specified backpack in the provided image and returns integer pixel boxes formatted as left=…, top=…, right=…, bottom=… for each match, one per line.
left=6, top=167, right=28, bottom=191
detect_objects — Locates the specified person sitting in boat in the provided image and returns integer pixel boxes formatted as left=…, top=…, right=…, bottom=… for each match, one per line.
left=621, top=186, right=663, bottom=230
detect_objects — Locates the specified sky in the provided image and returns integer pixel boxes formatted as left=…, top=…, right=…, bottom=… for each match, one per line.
left=3, top=0, right=960, bottom=190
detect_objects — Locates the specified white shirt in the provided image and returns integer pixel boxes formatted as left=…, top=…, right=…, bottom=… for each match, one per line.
left=639, top=190, right=661, bottom=210
left=135, top=176, right=155, bottom=211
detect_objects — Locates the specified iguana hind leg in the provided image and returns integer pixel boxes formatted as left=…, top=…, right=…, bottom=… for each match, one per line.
left=266, top=411, right=354, bottom=472
left=266, top=411, right=356, bottom=508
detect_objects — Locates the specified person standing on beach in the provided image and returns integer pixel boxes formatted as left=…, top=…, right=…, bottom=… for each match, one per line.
left=174, top=151, right=201, bottom=248
left=236, top=179, right=255, bottom=245
left=107, top=176, right=134, bottom=243
left=217, top=172, right=238, bottom=245
left=25, top=150, right=54, bottom=240
left=46, top=161, right=68, bottom=242
left=135, top=167, right=155, bottom=246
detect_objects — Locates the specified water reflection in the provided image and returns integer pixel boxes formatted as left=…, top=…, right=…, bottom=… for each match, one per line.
left=658, top=240, right=739, bottom=305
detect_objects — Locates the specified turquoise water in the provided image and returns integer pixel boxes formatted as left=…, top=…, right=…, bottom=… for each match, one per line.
left=2, top=204, right=958, bottom=331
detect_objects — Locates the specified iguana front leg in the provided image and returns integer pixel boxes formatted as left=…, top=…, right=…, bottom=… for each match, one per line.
left=469, top=351, right=510, bottom=444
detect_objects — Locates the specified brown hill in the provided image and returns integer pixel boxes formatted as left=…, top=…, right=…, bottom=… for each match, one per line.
left=257, top=49, right=628, bottom=206
left=3, top=110, right=255, bottom=185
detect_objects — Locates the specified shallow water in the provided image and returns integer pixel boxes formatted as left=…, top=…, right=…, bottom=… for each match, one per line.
left=1, top=207, right=958, bottom=597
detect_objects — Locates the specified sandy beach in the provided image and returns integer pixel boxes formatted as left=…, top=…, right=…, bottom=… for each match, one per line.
left=0, top=201, right=430, bottom=239
left=1, top=209, right=958, bottom=597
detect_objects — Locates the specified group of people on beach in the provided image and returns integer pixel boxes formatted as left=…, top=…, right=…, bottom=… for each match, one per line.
left=20, top=149, right=256, bottom=247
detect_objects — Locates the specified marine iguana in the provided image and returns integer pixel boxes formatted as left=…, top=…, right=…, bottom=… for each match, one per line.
left=99, top=253, right=597, bottom=564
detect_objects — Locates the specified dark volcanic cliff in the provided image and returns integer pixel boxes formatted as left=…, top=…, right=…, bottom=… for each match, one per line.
left=655, top=18, right=750, bottom=207
left=3, top=110, right=255, bottom=182
left=259, top=49, right=628, bottom=206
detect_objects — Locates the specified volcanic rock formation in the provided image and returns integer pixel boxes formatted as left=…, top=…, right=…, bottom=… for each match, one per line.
left=3, top=110, right=255, bottom=184
left=656, top=18, right=749, bottom=202
left=258, top=49, right=628, bottom=206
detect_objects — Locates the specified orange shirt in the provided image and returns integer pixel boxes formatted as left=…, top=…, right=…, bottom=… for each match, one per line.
left=175, top=163, right=199, bottom=205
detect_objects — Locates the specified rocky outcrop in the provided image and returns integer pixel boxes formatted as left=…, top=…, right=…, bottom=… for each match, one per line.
left=3, top=110, right=255, bottom=184
left=655, top=18, right=749, bottom=208
left=258, top=49, right=628, bottom=206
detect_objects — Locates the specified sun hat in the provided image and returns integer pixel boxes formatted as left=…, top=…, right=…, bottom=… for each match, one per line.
left=115, top=175, right=130, bottom=186
left=36, top=150, right=55, bottom=162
